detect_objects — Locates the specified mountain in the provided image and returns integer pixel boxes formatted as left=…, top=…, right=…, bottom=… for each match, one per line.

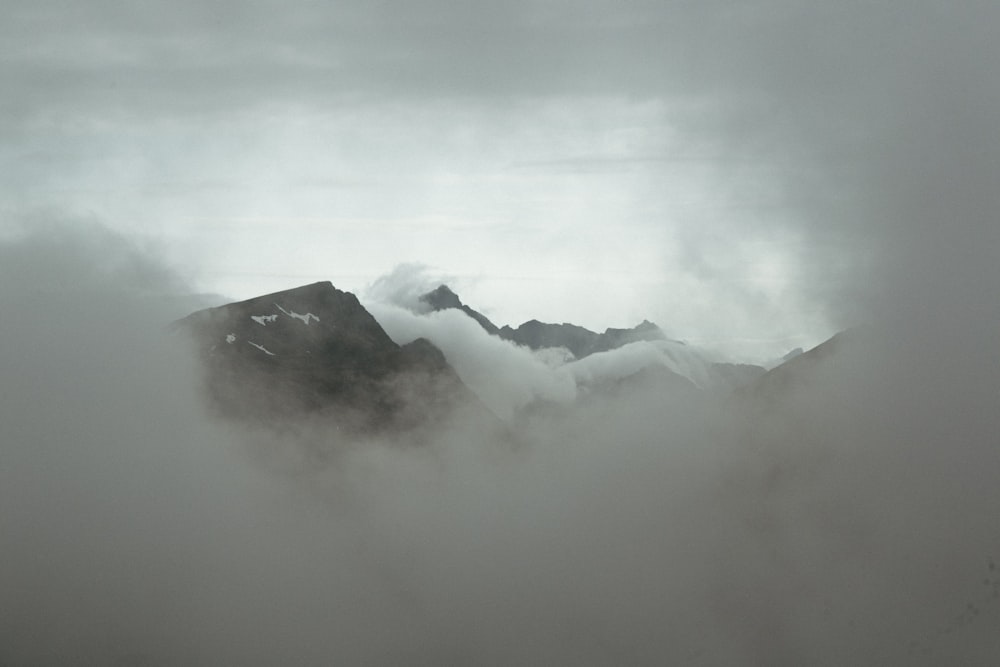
left=420, top=284, right=501, bottom=335
left=176, top=280, right=778, bottom=437
left=419, top=284, right=671, bottom=359
left=175, top=281, right=496, bottom=439
left=741, top=329, right=853, bottom=400
left=418, top=284, right=766, bottom=391
left=498, top=319, right=671, bottom=359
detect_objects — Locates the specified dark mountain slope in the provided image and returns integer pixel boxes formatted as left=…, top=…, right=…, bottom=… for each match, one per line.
left=420, top=284, right=500, bottom=335
left=419, top=284, right=671, bottom=359
left=743, top=329, right=854, bottom=400
left=175, top=281, right=497, bottom=438
left=498, top=318, right=671, bottom=359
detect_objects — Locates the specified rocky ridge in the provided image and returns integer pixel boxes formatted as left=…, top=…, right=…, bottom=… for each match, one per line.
left=176, top=280, right=820, bottom=437
left=175, top=281, right=493, bottom=438
left=418, top=283, right=767, bottom=392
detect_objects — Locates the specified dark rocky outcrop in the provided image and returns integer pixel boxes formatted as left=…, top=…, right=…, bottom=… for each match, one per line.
left=420, top=284, right=670, bottom=360
left=175, top=281, right=496, bottom=438
left=419, top=283, right=767, bottom=392
left=498, top=318, right=670, bottom=359
left=419, top=284, right=500, bottom=335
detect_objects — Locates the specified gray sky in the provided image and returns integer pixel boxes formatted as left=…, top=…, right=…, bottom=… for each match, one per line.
left=3, top=0, right=998, bottom=360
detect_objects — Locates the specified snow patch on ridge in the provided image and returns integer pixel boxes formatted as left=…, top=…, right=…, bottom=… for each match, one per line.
left=275, top=303, right=320, bottom=325
left=225, top=333, right=236, bottom=344
left=248, top=341, right=276, bottom=356
left=251, top=314, right=278, bottom=326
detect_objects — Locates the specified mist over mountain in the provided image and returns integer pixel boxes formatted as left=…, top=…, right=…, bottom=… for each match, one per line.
left=174, top=281, right=499, bottom=443
left=5, top=0, right=1000, bottom=660
left=419, top=283, right=673, bottom=358
left=420, top=284, right=502, bottom=336
left=412, top=282, right=768, bottom=408
left=176, top=278, right=766, bottom=432
left=2, top=223, right=1000, bottom=666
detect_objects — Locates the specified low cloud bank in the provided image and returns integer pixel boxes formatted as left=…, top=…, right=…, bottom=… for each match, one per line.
left=363, top=268, right=727, bottom=418
left=2, top=223, right=999, bottom=665
left=366, top=301, right=578, bottom=420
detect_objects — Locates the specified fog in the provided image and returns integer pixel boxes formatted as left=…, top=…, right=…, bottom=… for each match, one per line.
left=5, top=1, right=993, bottom=356
left=1, top=218, right=997, bottom=666
left=4, top=0, right=1000, bottom=663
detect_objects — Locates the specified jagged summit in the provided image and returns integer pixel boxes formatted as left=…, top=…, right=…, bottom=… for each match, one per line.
left=413, top=283, right=768, bottom=392
left=418, top=285, right=670, bottom=360
left=498, top=320, right=599, bottom=359
left=179, top=281, right=396, bottom=354
left=419, top=284, right=500, bottom=335
left=176, top=281, right=496, bottom=438
left=624, top=320, right=663, bottom=336
left=176, top=280, right=778, bottom=436
left=420, top=284, right=463, bottom=310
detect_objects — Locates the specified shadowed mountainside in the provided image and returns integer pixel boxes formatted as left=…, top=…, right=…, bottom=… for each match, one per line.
left=175, top=281, right=498, bottom=439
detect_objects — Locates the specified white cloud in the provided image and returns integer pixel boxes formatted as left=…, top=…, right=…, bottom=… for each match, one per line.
left=3, top=218, right=1000, bottom=664
left=366, top=302, right=577, bottom=420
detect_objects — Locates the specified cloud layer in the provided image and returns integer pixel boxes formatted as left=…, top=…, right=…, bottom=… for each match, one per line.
left=2, top=221, right=999, bottom=664
left=3, top=1, right=1000, bottom=662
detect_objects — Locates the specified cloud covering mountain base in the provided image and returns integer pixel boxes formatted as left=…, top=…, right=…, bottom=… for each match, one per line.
left=2, top=223, right=999, bottom=665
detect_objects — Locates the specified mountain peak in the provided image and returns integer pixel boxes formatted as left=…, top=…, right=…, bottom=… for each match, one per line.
left=418, top=284, right=500, bottom=335
left=416, top=287, right=676, bottom=360
left=420, top=284, right=463, bottom=311
left=175, top=282, right=496, bottom=438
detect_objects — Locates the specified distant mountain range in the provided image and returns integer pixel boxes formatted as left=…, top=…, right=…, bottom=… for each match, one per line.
left=420, top=284, right=671, bottom=358
left=176, top=281, right=822, bottom=436
left=419, top=284, right=768, bottom=393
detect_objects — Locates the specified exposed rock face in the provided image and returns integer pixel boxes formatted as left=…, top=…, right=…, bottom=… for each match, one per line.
left=419, top=284, right=766, bottom=392
left=175, top=281, right=493, bottom=437
left=498, top=318, right=671, bottom=359
left=177, top=280, right=777, bottom=434
left=420, top=283, right=671, bottom=360
left=419, top=284, right=500, bottom=335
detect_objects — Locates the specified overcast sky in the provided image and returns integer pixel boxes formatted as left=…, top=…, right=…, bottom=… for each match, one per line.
left=3, top=0, right=998, bottom=360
